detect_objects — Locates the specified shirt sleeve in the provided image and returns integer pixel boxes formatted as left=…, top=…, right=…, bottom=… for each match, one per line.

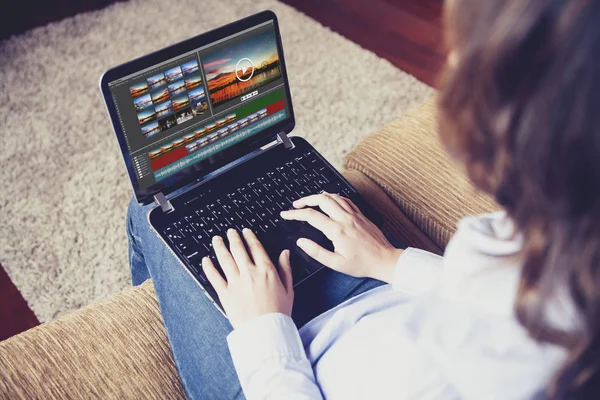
left=392, top=247, right=444, bottom=295
left=227, top=313, right=323, bottom=400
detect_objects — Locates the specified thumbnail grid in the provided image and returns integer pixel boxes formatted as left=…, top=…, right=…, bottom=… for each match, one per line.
left=148, top=108, right=268, bottom=165
left=128, top=59, right=209, bottom=139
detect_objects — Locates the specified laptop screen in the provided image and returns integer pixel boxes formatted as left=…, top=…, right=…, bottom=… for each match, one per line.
left=104, top=15, right=292, bottom=202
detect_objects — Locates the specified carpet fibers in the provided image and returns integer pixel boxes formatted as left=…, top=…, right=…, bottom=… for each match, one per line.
left=0, top=0, right=434, bottom=322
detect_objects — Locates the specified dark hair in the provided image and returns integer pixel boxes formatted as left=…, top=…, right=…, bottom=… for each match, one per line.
left=437, top=0, right=600, bottom=398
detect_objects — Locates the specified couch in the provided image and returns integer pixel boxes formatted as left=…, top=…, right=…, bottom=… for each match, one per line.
left=0, top=99, right=498, bottom=399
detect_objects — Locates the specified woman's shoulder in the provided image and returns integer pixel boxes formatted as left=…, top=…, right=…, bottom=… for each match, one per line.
left=453, top=211, right=523, bottom=256
left=438, top=211, right=524, bottom=314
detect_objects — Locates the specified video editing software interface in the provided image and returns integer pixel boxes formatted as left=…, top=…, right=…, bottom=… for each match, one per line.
left=108, top=21, right=290, bottom=191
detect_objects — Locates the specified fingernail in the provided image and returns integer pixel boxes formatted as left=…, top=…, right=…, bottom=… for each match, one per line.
left=243, top=228, right=251, bottom=233
left=227, top=228, right=235, bottom=235
left=296, top=238, right=306, bottom=247
left=202, top=257, right=209, bottom=264
left=212, top=235, right=221, bottom=242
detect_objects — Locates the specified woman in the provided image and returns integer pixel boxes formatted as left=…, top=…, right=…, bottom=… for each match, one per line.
left=127, top=0, right=600, bottom=398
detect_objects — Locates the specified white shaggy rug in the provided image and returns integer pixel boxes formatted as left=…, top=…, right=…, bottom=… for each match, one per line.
left=0, top=0, right=434, bottom=322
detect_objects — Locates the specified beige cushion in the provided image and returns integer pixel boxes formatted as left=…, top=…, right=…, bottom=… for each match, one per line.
left=0, top=281, right=185, bottom=399
left=343, top=169, right=442, bottom=255
left=345, top=98, right=499, bottom=248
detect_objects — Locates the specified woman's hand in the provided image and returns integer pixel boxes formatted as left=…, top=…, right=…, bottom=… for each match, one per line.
left=202, top=228, right=294, bottom=329
left=281, top=192, right=402, bottom=283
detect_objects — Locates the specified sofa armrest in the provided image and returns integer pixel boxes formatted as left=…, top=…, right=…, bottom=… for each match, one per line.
left=0, top=281, right=185, bottom=400
left=344, top=98, right=498, bottom=249
left=343, top=169, right=442, bottom=255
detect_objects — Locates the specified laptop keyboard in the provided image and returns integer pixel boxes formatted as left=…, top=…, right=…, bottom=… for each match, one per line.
left=161, top=150, right=355, bottom=287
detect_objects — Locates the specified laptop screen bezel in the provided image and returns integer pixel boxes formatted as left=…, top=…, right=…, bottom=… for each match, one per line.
left=100, top=10, right=295, bottom=205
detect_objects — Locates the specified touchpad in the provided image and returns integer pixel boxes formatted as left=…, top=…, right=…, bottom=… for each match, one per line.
left=286, top=224, right=333, bottom=281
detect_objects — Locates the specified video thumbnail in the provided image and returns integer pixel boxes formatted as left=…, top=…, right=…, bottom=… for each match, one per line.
left=137, top=108, right=156, bottom=125
left=202, top=28, right=282, bottom=108
left=133, top=93, right=152, bottom=111
left=130, top=81, right=149, bottom=98
left=151, top=87, right=169, bottom=104
left=191, top=100, right=208, bottom=117
left=149, top=149, right=161, bottom=159
left=155, top=100, right=173, bottom=118
left=165, top=66, right=183, bottom=83
left=175, top=108, right=193, bottom=125
left=147, top=73, right=166, bottom=91
left=184, top=73, right=202, bottom=90
left=168, top=80, right=186, bottom=97
left=188, top=87, right=205, bottom=103
left=182, top=60, right=199, bottom=76
left=172, top=95, right=190, bottom=112
left=158, top=114, right=176, bottom=131
left=141, top=120, right=160, bottom=138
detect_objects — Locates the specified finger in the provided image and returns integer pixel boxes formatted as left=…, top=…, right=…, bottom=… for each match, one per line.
left=280, top=208, right=342, bottom=239
left=297, top=238, right=343, bottom=269
left=325, top=192, right=355, bottom=213
left=278, top=249, right=294, bottom=294
left=226, top=228, right=253, bottom=270
left=329, top=192, right=360, bottom=213
left=212, top=235, right=239, bottom=279
left=202, top=256, right=227, bottom=294
left=242, top=228, right=272, bottom=268
left=292, top=193, right=349, bottom=221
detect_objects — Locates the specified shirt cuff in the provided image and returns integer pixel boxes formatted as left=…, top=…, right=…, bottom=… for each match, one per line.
left=227, top=313, right=307, bottom=378
left=392, top=247, right=443, bottom=295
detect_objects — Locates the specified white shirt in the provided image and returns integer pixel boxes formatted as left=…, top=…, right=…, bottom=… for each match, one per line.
left=227, top=213, right=569, bottom=399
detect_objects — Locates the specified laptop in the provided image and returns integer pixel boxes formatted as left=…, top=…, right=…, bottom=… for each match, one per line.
left=100, top=10, right=383, bottom=313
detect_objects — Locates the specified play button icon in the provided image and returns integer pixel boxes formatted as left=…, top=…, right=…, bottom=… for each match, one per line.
left=235, top=58, right=255, bottom=82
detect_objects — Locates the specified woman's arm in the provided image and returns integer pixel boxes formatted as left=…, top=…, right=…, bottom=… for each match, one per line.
left=203, top=229, right=323, bottom=399
left=227, top=313, right=323, bottom=399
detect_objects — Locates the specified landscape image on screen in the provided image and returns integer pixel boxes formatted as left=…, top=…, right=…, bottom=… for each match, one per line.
left=202, top=28, right=282, bottom=108
left=168, top=80, right=186, bottom=97
left=141, top=120, right=160, bottom=138
left=172, top=95, right=190, bottom=112
left=155, top=100, right=173, bottom=118
left=137, top=108, right=156, bottom=125
left=147, top=73, right=166, bottom=91
left=184, top=73, right=203, bottom=90
left=133, top=94, right=152, bottom=111
left=165, top=66, right=183, bottom=83
left=151, top=87, right=169, bottom=104
left=188, top=87, right=205, bottom=103
left=129, top=81, right=149, bottom=98
left=181, top=60, right=199, bottom=76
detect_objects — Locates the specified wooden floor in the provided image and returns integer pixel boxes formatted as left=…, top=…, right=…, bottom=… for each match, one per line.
left=0, top=0, right=444, bottom=341
left=0, top=264, right=39, bottom=341
left=279, top=0, right=445, bottom=87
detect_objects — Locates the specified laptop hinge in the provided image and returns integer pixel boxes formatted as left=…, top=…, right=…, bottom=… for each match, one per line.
left=154, top=192, right=174, bottom=213
left=277, top=131, right=295, bottom=150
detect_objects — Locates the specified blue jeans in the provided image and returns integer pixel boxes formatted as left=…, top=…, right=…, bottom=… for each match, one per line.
left=127, top=198, right=390, bottom=399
